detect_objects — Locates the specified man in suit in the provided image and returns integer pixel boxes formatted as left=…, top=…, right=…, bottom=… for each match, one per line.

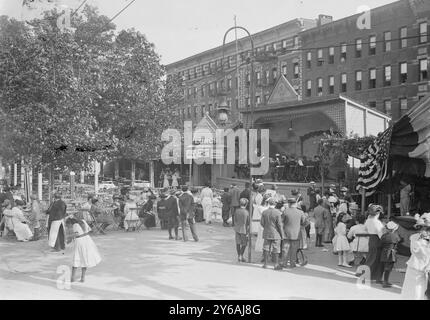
left=281, top=198, right=305, bottom=268
left=221, top=187, right=231, bottom=227
left=229, top=183, right=241, bottom=227
left=307, top=181, right=317, bottom=212
left=47, top=192, right=67, bottom=252
left=313, top=198, right=329, bottom=247
left=260, top=198, right=284, bottom=270
left=179, top=186, right=198, bottom=242
left=234, top=198, right=250, bottom=263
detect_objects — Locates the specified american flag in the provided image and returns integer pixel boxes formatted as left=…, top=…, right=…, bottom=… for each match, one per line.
left=356, top=126, right=393, bottom=196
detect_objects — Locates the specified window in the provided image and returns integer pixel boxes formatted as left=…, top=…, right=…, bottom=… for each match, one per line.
left=235, top=77, right=239, bottom=89
left=294, top=63, right=299, bottom=78
left=282, top=39, right=287, bottom=49
left=293, top=36, right=299, bottom=48
left=193, top=87, right=197, bottom=98
left=306, top=80, right=312, bottom=97
left=265, top=70, right=270, bottom=84
left=282, top=64, right=287, bottom=77
left=384, top=100, right=392, bottom=116
left=256, top=95, right=261, bottom=105
left=265, top=94, right=270, bottom=103
left=420, top=22, right=428, bottom=44
left=266, top=44, right=271, bottom=52
left=400, top=27, right=407, bottom=48
left=317, top=78, right=323, bottom=96
left=400, top=98, right=408, bottom=116
left=272, top=68, right=278, bottom=81
left=201, top=85, right=205, bottom=97
left=368, top=101, right=376, bottom=109
left=400, top=62, right=408, bottom=83
left=317, top=49, right=323, bottom=66
left=355, top=71, right=362, bottom=90
left=188, top=88, right=192, bottom=98
left=201, top=105, right=206, bottom=117
left=235, top=99, right=238, bottom=108
left=329, top=47, right=334, bottom=64
left=384, top=65, right=391, bottom=86
left=187, top=106, right=191, bottom=117
left=355, top=39, right=362, bottom=58
left=420, top=59, right=428, bottom=81
left=306, top=52, right=312, bottom=68
left=384, top=31, right=391, bottom=52
left=328, top=76, right=334, bottom=94
left=227, top=78, right=232, bottom=90
left=369, top=35, right=376, bottom=55
left=227, top=99, right=232, bottom=108
left=246, top=73, right=250, bottom=86
left=256, top=71, right=261, bottom=86
left=195, top=106, right=199, bottom=118
left=193, top=67, right=197, bottom=78
left=340, top=73, right=347, bottom=92
left=246, top=97, right=250, bottom=107
left=369, top=68, right=376, bottom=89
left=340, top=43, right=347, bottom=62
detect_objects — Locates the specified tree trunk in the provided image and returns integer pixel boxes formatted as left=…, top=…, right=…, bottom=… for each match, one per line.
left=114, top=160, right=119, bottom=180
left=131, top=161, right=136, bottom=184
left=49, top=166, right=54, bottom=204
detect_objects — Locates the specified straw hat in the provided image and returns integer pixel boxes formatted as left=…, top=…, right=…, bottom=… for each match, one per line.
left=386, top=221, right=399, bottom=231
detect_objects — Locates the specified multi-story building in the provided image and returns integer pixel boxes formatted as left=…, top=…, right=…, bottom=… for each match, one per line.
left=300, top=0, right=430, bottom=120
left=166, top=18, right=317, bottom=125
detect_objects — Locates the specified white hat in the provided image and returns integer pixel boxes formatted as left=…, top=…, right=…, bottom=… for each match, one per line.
left=386, top=221, right=399, bottom=231
left=328, top=196, right=338, bottom=203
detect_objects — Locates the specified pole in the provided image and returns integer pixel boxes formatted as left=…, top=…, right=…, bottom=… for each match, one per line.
left=38, top=171, right=43, bottom=201
left=361, top=188, right=366, bottom=216
left=94, top=161, right=99, bottom=194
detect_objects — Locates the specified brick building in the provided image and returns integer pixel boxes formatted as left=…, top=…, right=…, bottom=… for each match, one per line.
left=300, top=0, right=430, bottom=120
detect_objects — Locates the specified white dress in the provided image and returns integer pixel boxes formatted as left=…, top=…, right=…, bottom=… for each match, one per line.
left=200, top=187, right=213, bottom=224
left=347, top=224, right=369, bottom=253
left=5, top=208, right=33, bottom=241
left=332, top=222, right=350, bottom=252
left=72, top=221, right=102, bottom=268
left=163, top=174, right=170, bottom=188
left=401, top=233, right=430, bottom=300
left=124, top=202, right=139, bottom=230
left=254, top=204, right=267, bottom=253
left=172, top=173, right=179, bottom=188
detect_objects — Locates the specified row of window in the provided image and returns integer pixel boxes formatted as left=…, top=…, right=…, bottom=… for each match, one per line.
left=177, top=36, right=299, bottom=81
left=305, top=23, right=428, bottom=68
left=184, top=63, right=300, bottom=100
left=305, top=59, right=428, bottom=97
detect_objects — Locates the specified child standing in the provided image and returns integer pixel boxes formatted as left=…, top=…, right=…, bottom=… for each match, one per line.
left=333, top=212, right=352, bottom=268
left=66, top=216, right=102, bottom=283
left=233, top=198, right=250, bottom=263
left=380, top=221, right=402, bottom=288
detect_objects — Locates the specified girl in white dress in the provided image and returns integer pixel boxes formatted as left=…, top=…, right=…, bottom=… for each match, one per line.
left=124, top=199, right=139, bottom=231
left=172, top=170, right=180, bottom=188
left=66, top=217, right=101, bottom=283
left=163, top=171, right=170, bottom=189
left=332, top=212, right=352, bottom=268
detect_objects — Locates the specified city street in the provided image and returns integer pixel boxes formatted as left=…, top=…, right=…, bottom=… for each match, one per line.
left=0, top=221, right=406, bottom=300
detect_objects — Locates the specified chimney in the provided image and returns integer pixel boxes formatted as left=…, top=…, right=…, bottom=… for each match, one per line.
left=317, top=14, right=333, bottom=27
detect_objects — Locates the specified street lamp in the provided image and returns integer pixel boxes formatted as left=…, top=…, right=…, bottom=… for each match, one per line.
left=221, top=26, right=255, bottom=263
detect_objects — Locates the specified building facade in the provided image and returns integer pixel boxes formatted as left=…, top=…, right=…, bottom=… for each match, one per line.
left=300, top=0, right=430, bottom=120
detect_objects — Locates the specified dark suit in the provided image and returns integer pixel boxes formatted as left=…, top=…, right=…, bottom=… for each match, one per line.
left=221, top=192, right=231, bottom=223
left=229, top=187, right=241, bottom=226
left=260, top=207, right=284, bottom=254
left=47, top=199, right=67, bottom=251
left=179, top=192, right=198, bottom=241
left=281, top=207, right=305, bottom=267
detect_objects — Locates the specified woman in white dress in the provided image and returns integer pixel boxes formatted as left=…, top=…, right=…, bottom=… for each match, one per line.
left=401, top=213, right=430, bottom=300
left=2, top=200, right=33, bottom=241
left=200, top=184, right=213, bottom=224
left=123, top=199, right=139, bottom=231
left=332, top=212, right=352, bottom=268
left=66, top=217, right=101, bottom=283
left=172, top=170, right=180, bottom=189
left=254, top=193, right=271, bottom=258
left=163, top=171, right=170, bottom=189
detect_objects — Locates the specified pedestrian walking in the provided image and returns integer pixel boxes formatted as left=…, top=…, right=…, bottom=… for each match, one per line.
left=401, top=213, right=430, bottom=300
left=307, top=181, right=317, bottom=212
left=65, top=216, right=101, bottom=283
left=221, top=187, right=231, bottom=227
left=234, top=198, right=250, bottom=263
left=179, top=186, right=199, bottom=242
left=229, top=183, right=241, bottom=226
left=200, top=183, right=213, bottom=225
left=380, top=221, right=402, bottom=288
left=313, top=198, right=329, bottom=247
left=47, top=192, right=67, bottom=252
left=281, top=198, right=305, bottom=269
left=363, top=204, right=385, bottom=283
left=260, top=198, right=284, bottom=270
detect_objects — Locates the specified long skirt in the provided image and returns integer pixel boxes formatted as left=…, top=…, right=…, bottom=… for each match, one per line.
left=13, top=220, right=33, bottom=241
left=48, top=220, right=65, bottom=250
left=401, top=266, right=428, bottom=300
left=255, top=223, right=264, bottom=252
left=365, top=235, right=383, bottom=281
left=73, top=235, right=102, bottom=268
left=400, top=197, right=410, bottom=216
left=201, top=198, right=213, bottom=223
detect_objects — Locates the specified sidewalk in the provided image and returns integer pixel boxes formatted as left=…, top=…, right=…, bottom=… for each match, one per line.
left=0, top=222, right=404, bottom=300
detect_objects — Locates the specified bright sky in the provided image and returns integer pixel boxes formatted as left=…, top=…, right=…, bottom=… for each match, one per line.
left=0, top=0, right=397, bottom=65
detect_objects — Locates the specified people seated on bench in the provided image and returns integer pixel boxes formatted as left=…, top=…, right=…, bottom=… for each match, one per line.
left=2, top=199, right=33, bottom=241
left=90, top=198, right=114, bottom=234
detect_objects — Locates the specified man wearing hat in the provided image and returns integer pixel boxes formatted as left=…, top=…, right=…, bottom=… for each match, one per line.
left=229, top=183, right=241, bottom=227
left=260, top=198, right=284, bottom=270
left=167, top=189, right=181, bottom=240
left=380, top=221, right=401, bottom=288
left=178, top=186, right=198, bottom=242
left=47, top=192, right=67, bottom=252
left=281, top=198, right=306, bottom=268
left=329, top=184, right=338, bottom=198
left=307, top=182, right=317, bottom=212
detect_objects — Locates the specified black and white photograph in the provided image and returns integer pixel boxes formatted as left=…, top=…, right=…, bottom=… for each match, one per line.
left=1, top=0, right=430, bottom=303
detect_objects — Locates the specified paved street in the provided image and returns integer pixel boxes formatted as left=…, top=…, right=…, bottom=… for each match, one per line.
left=0, top=222, right=406, bottom=300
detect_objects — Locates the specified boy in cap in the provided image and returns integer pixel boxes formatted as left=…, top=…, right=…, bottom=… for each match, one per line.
left=234, top=198, right=250, bottom=262
left=260, top=198, right=284, bottom=270
left=380, top=221, right=402, bottom=288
